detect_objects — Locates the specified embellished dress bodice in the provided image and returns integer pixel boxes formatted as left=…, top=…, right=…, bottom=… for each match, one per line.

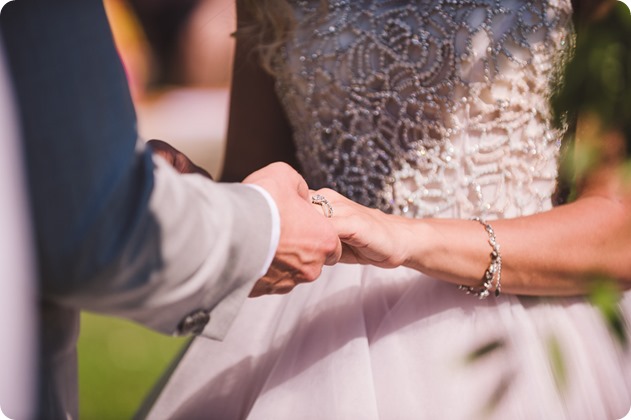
left=274, top=0, right=574, bottom=219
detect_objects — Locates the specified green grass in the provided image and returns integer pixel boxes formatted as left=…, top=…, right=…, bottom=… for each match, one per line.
left=77, top=313, right=188, bottom=419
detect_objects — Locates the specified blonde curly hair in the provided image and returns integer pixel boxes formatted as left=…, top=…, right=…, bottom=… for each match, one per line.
left=237, top=0, right=328, bottom=74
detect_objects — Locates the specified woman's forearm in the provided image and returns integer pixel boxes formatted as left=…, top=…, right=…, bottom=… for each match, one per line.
left=406, top=194, right=631, bottom=296
left=328, top=159, right=631, bottom=297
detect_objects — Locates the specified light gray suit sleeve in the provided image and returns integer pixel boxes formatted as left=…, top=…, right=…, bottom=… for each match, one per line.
left=51, top=152, right=277, bottom=340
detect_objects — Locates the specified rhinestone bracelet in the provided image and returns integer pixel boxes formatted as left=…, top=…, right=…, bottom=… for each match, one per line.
left=458, top=217, right=502, bottom=299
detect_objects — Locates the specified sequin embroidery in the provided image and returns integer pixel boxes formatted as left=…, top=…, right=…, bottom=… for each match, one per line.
left=274, top=0, right=574, bottom=219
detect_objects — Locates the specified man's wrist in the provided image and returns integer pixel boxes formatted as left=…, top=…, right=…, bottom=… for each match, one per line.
left=242, top=184, right=281, bottom=278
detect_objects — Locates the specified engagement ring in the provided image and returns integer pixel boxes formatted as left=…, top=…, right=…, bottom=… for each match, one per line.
left=311, top=194, right=333, bottom=218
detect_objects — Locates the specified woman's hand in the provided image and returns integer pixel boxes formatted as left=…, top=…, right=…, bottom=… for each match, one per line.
left=312, top=188, right=413, bottom=268
left=147, top=139, right=213, bottom=179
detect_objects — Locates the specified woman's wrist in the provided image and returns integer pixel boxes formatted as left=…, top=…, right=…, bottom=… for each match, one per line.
left=398, top=218, right=498, bottom=289
left=400, top=218, right=435, bottom=272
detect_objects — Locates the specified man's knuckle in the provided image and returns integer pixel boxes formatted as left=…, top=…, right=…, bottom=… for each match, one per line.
left=304, top=266, right=321, bottom=282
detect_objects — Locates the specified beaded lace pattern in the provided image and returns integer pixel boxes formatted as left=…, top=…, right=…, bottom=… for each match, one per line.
left=274, top=0, right=574, bottom=219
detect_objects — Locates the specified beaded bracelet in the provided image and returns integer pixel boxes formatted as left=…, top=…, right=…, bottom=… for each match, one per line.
left=458, top=217, right=502, bottom=299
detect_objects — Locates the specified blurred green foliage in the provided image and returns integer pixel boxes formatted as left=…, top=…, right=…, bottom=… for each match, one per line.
left=77, top=313, right=187, bottom=419
left=548, top=1, right=631, bottom=390
left=546, top=335, right=568, bottom=392
left=589, top=278, right=629, bottom=348
left=464, top=338, right=506, bottom=364
left=551, top=1, right=631, bottom=345
left=552, top=1, right=631, bottom=166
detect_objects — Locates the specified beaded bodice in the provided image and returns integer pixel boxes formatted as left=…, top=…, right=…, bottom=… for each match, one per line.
left=274, top=0, right=574, bottom=219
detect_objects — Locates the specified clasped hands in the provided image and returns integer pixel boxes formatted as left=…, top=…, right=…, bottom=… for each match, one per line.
left=149, top=139, right=407, bottom=297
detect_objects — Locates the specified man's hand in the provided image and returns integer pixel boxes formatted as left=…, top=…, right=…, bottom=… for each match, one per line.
left=244, top=163, right=342, bottom=297
left=147, top=139, right=213, bottom=179
left=146, top=145, right=340, bottom=296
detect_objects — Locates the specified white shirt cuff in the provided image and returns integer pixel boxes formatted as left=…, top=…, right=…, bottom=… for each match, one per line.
left=242, top=184, right=280, bottom=278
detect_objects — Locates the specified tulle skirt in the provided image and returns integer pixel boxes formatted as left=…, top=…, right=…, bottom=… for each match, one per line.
left=148, top=264, right=631, bottom=419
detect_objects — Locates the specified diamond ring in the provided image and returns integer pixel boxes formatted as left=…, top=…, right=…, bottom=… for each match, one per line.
left=311, top=194, right=334, bottom=218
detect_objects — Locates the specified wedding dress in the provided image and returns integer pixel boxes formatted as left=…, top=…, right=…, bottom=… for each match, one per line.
left=148, top=1, right=631, bottom=418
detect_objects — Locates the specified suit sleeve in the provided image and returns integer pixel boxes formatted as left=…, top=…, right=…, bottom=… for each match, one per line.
left=54, top=152, right=277, bottom=339
left=0, top=0, right=275, bottom=339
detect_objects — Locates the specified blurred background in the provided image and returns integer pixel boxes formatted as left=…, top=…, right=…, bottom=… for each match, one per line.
left=78, top=0, right=236, bottom=417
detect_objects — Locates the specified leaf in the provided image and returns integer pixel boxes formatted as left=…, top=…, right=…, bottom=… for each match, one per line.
left=589, top=277, right=629, bottom=349
left=464, top=338, right=506, bottom=364
left=547, top=335, right=568, bottom=392
left=480, top=371, right=515, bottom=417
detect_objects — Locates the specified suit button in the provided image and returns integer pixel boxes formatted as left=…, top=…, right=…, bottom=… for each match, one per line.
left=176, top=309, right=210, bottom=336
